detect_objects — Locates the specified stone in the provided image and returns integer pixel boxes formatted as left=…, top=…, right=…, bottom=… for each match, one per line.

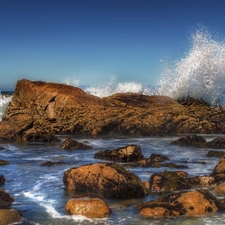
left=171, top=135, right=207, bottom=147
left=207, top=150, right=225, bottom=157
left=0, top=188, right=14, bottom=208
left=137, top=190, right=225, bottom=217
left=40, top=161, right=64, bottom=166
left=188, top=176, right=215, bottom=186
left=204, top=137, right=225, bottom=148
left=0, top=209, right=22, bottom=225
left=94, top=145, right=144, bottom=162
left=149, top=171, right=190, bottom=192
left=0, top=160, right=9, bottom=166
left=0, top=176, right=5, bottom=185
left=213, top=182, right=225, bottom=195
left=60, top=137, right=92, bottom=150
left=65, top=197, right=110, bottom=218
left=211, top=155, right=225, bottom=181
left=63, top=162, right=147, bottom=198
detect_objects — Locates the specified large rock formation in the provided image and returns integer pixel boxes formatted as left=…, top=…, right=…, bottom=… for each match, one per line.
left=1, top=79, right=225, bottom=141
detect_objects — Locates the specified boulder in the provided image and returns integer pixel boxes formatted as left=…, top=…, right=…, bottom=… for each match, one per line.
left=213, top=182, right=225, bottom=195
left=60, top=137, right=92, bottom=150
left=0, top=160, right=9, bottom=166
left=40, top=161, right=64, bottom=166
left=0, top=188, right=14, bottom=208
left=0, top=209, right=22, bottom=225
left=188, top=176, right=215, bottom=186
left=138, top=153, right=169, bottom=167
left=207, top=150, right=225, bottom=157
left=63, top=162, right=147, bottom=198
left=171, top=135, right=207, bottom=147
left=137, top=190, right=225, bottom=217
left=94, top=145, right=144, bottom=162
left=0, top=176, right=5, bottom=185
left=2, top=79, right=225, bottom=141
left=149, top=171, right=190, bottom=192
left=65, top=197, right=110, bottom=218
left=211, top=155, right=225, bottom=181
left=204, top=137, right=225, bottom=148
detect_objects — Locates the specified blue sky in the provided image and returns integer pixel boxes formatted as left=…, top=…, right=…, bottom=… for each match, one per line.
left=1, top=0, right=225, bottom=90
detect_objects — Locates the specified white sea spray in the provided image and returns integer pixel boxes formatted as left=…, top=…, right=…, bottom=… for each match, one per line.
left=0, top=92, right=12, bottom=121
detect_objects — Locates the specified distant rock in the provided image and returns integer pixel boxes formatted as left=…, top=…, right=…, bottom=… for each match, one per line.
left=204, top=137, right=225, bottom=149
left=0, top=160, right=9, bottom=166
left=0, top=176, right=5, bottom=185
left=63, top=162, right=147, bottom=198
left=207, top=150, right=225, bottom=157
left=0, top=188, right=14, bottom=208
left=65, top=197, right=110, bottom=218
left=94, top=145, right=144, bottom=162
left=40, top=161, right=64, bottom=166
left=171, top=135, right=207, bottom=147
left=137, top=190, right=225, bottom=217
left=60, top=137, right=92, bottom=150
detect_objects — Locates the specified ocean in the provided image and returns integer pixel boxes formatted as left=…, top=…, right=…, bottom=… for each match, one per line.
left=1, top=28, right=225, bottom=224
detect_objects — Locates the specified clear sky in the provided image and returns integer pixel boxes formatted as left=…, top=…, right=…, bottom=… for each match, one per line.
left=1, top=0, right=225, bottom=90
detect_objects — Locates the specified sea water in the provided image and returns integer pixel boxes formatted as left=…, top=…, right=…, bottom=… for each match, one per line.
left=2, top=28, right=225, bottom=224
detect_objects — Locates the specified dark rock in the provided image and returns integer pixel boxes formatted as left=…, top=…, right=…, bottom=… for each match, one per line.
left=0, top=160, right=9, bottom=166
left=204, top=137, right=225, bottom=149
left=0, top=188, right=14, bottom=209
left=0, top=147, right=4, bottom=150
left=188, top=176, right=216, bottom=186
left=137, top=189, right=225, bottom=217
left=65, top=197, right=110, bottom=218
left=60, top=137, right=92, bottom=150
left=207, top=150, right=225, bottom=157
left=0, top=176, right=5, bottom=185
left=171, top=135, right=207, bottom=147
left=94, top=145, right=144, bottom=162
left=63, top=162, right=147, bottom=198
left=40, top=161, right=64, bottom=166
left=149, top=171, right=190, bottom=192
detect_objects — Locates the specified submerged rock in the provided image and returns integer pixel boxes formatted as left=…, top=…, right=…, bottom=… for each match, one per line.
left=40, top=161, right=64, bottom=166
left=204, top=137, right=225, bottom=149
left=0, top=160, right=9, bottom=166
left=65, top=197, right=110, bottom=218
left=60, top=137, right=92, bottom=150
left=137, top=190, right=225, bottom=217
left=0, top=176, right=5, bottom=185
left=63, top=162, right=147, bottom=198
left=94, top=145, right=144, bottom=162
left=207, top=150, right=225, bottom=157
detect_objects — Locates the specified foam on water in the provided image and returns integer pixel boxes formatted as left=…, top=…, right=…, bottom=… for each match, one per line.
left=0, top=92, right=12, bottom=121
left=158, top=27, right=225, bottom=106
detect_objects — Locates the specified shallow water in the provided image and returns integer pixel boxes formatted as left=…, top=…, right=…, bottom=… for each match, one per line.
left=1, top=135, right=225, bottom=224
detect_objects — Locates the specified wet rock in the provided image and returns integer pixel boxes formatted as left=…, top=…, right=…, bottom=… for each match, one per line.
left=63, top=162, right=147, bottom=198
left=213, top=182, right=225, bottom=195
left=40, top=161, right=64, bottom=166
left=0, top=160, right=9, bottom=166
left=211, top=155, right=225, bottom=181
left=149, top=171, right=190, bottom=192
left=137, top=190, right=225, bottom=217
left=188, top=176, right=215, bottom=186
left=0, top=176, right=5, bottom=185
left=60, top=137, right=92, bottom=150
left=207, top=150, right=225, bottom=157
left=0, top=147, right=4, bottom=150
left=0, top=188, right=14, bottom=209
left=94, top=145, right=144, bottom=162
left=204, top=137, right=225, bottom=149
left=0, top=208, right=22, bottom=225
left=171, top=135, right=207, bottom=147
left=65, top=197, right=110, bottom=218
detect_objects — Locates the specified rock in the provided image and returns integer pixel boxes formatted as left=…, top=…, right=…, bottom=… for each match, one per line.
left=0, top=147, right=4, bottom=150
left=0, top=209, right=22, bottom=225
left=188, top=176, right=215, bottom=186
left=0, top=176, right=5, bottom=185
left=213, top=182, right=225, bottom=195
left=40, top=161, right=64, bottom=166
left=65, top=197, right=110, bottom=218
left=0, top=160, right=9, bottom=166
left=0, top=188, right=14, bottom=208
left=60, top=137, right=92, bottom=150
left=2, top=79, right=225, bottom=141
left=63, top=162, right=147, bottom=198
left=204, top=137, right=225, bottom=148
left=137, top=190, right=225, bottom=217
left=138, top=153, right=169, bottom=167
left=211, top=155, right=225, bottom=181
left=171, top=135, right=207, bottom=147
left=94, top=145, right=144, bottom=162
left=149, top=171, right=190, bottom=192
left=207, top=150, right=225, bottom=157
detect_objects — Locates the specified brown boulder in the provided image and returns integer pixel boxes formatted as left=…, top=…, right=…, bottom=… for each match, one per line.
left=63, top=162, right=147, bottom=198
left=60, top=137, right=92, bottom=150
left=149, top=171, right=190, bottom=192
left=211, top=155, right=225, bottom=181
left=207, top=150, right=225, bottom=157
left=0, top=209, right=22, bottom=225
left=188, top=176, right=215, bottom=187
left=65, top=197, right=110, bottom=218
left=171, top=135, right=206, bottom=147
left=213, top=182, right=225, bottom=195
left=204, top=137, right=225, bottom=148
left=0, top=188, right=14, bottom=208
left=94, top=145, right=144, bottom=162
left=137, top=190, right=225, bottom=217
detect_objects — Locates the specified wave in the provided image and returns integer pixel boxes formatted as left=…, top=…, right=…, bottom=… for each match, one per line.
left=0, top=92, right=12, bottom=121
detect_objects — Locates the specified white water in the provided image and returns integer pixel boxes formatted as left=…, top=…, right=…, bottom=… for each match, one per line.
left=0, top=92, right=12, bottom=121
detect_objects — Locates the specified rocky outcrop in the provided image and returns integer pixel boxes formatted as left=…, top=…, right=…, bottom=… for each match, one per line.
left=65, top=197, right=110, bottom=218
left=137, top=189, right=225, bottom=217
left=2, top=80, right=225, bottom=141
left=63, top=162, right=147, bottom=198
left=60, top=137, right=92, bottom=150
left=94, top=145, right=144, bottom=162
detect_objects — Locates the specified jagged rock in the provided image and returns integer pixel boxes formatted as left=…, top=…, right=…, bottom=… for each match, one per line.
left=171, top=135, right=207, bottom=147
left=0, top=160, right=9, bottom=166
left=137, top=189, right=225, bottom=217
left=207, top=150, right=225, bottom=157
left=0, top=176, right=5, bottom=185
left=211, top=155, right=225, bottom=181
left=94, top=145, right=144, bottom=162
left=63, top=162, right=147, bottom=198
left=149, top=171, right=190, bottom=192
left=65, top=197, right=110, bottom=218
left=2, top=80, right=225, bottom=141
left=0, top=188, right=14, bottom=208
left=60, top=137, right=92, bottom=150
left=0, top=209, right=22, bottom=225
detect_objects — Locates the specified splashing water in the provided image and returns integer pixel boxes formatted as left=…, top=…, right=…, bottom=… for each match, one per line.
left=0, top=92, right=12, bottom=121
left=158, top=28, right=225, bottom=106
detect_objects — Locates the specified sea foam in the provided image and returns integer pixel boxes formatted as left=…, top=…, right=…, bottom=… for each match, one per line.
left=0, top=92, right=12, bottom=121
